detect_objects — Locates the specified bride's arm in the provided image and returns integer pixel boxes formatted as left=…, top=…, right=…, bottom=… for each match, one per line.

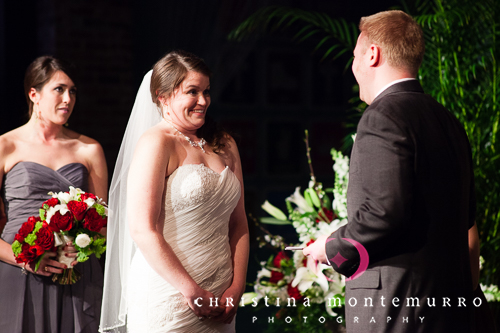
left=127, top=129, right=223, bottom=318
left=215, top=137, right=250, bottom=324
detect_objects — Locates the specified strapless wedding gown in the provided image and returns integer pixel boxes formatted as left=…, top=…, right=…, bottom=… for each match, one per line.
left=127, top=164, right=241, bottom=333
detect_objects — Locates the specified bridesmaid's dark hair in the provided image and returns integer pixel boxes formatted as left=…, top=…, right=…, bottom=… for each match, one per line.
left=24, top=56, right=77, bottom=117
left=150, top=50, right=227, bottom=153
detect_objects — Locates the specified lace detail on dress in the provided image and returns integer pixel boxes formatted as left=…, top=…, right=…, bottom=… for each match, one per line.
left=167, top=164, right=220, bottom=213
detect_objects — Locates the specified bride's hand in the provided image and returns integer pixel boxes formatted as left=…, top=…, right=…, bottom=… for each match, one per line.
left=212, top=285, right=242, bottom=324
left=184, top=287, right=225, bottom=319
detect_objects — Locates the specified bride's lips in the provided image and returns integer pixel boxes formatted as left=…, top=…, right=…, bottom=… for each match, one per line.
left=58, top=107, right=70, bottom=113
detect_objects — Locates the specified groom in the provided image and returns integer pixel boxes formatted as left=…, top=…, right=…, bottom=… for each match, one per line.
left=304, top=10, right=478, bottom=333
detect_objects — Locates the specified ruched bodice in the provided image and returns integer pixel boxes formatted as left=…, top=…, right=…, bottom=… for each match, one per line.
left=1, top=162, right=88, bottom=243
left=0, top=161, right=102, bottom=333
left=127, top=164, right=241, bottom=333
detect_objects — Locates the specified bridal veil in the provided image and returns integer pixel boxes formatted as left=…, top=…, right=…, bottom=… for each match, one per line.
left=99, top=70, right=162, bottom=332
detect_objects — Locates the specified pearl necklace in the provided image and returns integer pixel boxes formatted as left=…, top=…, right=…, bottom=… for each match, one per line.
left=165, top=119, right=207, bottom=153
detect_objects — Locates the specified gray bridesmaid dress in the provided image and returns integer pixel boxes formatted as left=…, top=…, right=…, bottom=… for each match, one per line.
left=0, top=162, right=103, bottom=333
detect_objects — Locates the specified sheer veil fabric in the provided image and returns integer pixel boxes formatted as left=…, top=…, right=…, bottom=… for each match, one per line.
left=99, top=70, right=162, bottom=332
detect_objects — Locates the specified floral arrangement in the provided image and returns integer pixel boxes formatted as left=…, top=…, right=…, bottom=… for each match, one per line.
left=242, top=141, right=350, bottom=332
left=244, top=133, right=500, bottom=332
left=12, top=186, right=107, bottom=284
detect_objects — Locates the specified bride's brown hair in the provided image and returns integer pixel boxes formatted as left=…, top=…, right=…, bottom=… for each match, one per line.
left=150, top=50, right=226, bottom=153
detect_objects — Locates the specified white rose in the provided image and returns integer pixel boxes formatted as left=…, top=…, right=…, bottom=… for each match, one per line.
left=75, top=234, right=91, bottom=248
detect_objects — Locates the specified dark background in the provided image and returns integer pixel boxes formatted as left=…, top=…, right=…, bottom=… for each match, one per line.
left=0, top=0, right=398, bottom=330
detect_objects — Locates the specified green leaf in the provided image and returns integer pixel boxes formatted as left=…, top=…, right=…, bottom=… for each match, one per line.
left=34, top=221, right=43, bottom=233
left=39, top=209, right=46, bottom=221
left=94, top=204, right=106, bottom=216
left=305, top=188, right=321, bottom=208
left=24, top=233, right=37, bottom=246
left=34, top=253, right=45, bottom=272
left=259, top=217, right=292, bottom=225
left=11, top=240, right=22, bottom=256
left=77, top=252, right=89, bottom=262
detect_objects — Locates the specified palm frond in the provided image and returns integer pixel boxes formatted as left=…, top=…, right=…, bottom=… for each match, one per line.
left=228, top=5, right=358, bottom=63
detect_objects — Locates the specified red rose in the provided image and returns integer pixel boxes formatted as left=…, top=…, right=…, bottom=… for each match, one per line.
left=14, top=233, right=24, bottom=243
left=49, top=211, right=74, bottom=232
left=83, top=208, right=106, bottom=232
left=35, top=224, right=54, bottom=251
left=287, top=283, right=303, bottom=300
left=18, top=217, right=37, bottom=238
left=269, top=270, right=284, bottom=284
left=67, top=200, right=88, bottom=221
left=315, top=208, right=334, bottom=223
left=17, top=243, right=43, bottom=263
left=15, top=252, right=28, bottom=264
left=273, top=251, right=289, bottom=268
left=80, top=192, right=97, bottom=202
left=42, top=197, right=59, bottom=208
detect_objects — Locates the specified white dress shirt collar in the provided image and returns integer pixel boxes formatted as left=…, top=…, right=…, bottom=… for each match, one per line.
left=373, top=78, right=417, bottom=100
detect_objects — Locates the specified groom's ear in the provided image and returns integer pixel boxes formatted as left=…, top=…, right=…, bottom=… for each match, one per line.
left=368, top=44, right=381, bottom=67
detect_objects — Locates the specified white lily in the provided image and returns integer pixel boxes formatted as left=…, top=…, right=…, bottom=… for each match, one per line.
left=84, top=198, right=96, bottom=207
left=292, top=256, right=329, bottom=294
left=286, top=187, right=314, bottom=213
left=261, top=200, right=288, bottom=221
left=240, top=292, right=260, bottom=305
left=46, top=204, right=69, bottom=223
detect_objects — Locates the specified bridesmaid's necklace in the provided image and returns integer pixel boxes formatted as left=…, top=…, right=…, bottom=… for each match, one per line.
left=165, top=119, right=207, bottom=153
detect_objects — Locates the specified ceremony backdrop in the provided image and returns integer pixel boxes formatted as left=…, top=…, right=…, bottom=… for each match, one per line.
left=1, top=0, right=498, bottom=331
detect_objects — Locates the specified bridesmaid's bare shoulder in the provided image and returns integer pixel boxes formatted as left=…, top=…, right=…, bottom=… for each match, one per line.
left=0, top=127, right=26, bottom=172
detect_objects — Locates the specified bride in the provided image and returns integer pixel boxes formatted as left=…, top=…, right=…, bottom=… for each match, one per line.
left=100, top=50, right=249, bottom=332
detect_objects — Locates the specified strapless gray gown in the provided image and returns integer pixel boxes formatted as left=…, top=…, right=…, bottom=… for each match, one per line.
left=0, top=162, right=103, bottom=333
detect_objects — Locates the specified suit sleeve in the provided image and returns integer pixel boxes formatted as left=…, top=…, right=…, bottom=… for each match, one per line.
left=326, top=108, right=415, bottom=277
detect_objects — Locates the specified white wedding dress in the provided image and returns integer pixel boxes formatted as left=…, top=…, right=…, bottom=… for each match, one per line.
left=127, top=164, right=240, bottom=333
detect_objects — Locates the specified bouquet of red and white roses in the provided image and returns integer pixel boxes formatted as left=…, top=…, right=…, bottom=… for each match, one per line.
left=12, top=186, right=107, bottom=284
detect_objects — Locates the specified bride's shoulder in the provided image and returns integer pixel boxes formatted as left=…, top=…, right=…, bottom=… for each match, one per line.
left=137, top=122, right=177, bottom=150
left=218, top=133, right=241, bottom=168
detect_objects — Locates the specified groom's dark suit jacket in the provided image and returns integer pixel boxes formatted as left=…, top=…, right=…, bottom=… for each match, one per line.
left=326, top=80, right=476, bottom=333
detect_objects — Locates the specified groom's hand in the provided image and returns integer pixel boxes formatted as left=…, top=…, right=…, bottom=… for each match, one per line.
left=303, top=234, right=330, bottom=265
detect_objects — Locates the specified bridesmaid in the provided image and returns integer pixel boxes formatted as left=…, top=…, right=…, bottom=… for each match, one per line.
left=0, top=56, right=107, bottom=332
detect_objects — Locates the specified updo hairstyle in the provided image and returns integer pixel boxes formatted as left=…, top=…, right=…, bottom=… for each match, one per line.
left=150, top=50, right=226, bottom=153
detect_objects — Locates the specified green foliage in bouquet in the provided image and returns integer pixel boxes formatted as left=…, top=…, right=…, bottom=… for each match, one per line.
left=74, top=234, right=106, bottom=263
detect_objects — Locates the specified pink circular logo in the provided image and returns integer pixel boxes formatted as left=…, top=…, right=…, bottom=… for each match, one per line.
left=326, top=237, right=369, bottom=281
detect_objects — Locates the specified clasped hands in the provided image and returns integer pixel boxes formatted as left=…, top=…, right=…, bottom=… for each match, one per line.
left=24, top=242, right=78, bottom=276
left=185, top=285, right=241, bottom=324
